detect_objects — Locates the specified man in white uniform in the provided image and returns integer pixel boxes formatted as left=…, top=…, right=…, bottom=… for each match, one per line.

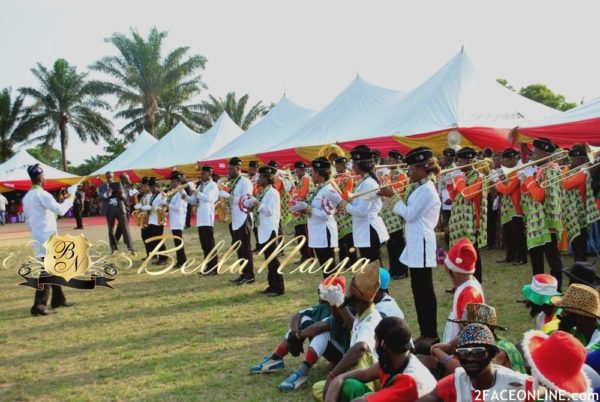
left=0, top=192, right=8, bottom=225
left=188, top=166, right=219, bottom=274
left=219, top=157, right=256, bottom=285
left=22, top=164, right=77, bottom=316
left=167, top=171, right=189, bottom=268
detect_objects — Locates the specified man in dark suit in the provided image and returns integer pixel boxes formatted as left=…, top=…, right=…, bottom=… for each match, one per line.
left=106, top=181, right=135, bottom=255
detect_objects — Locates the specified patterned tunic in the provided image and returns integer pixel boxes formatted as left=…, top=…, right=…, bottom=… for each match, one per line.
left=448, top=170, right=488, bottom=248
left=562, top=170, right=600, bottom=242
left=334, top=174, right=354, bottom=238
left=521, top=167, right=563, bottom=250
left=379, top=169, right=408, bottom=235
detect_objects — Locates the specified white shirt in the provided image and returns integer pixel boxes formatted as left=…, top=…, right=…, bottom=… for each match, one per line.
left=145, top=191, right=166, bottom=226
left=188, top=180, right=219, bottom=227
left=394, top=180, right=441, bottom=268
left=257, top=186, right=281, bottom=244
left=23, top=186, right=74, bottom=257
left=219, top=175, right=254, bottom=231
left=443, top=278, right=484, bottom=342
left=403, top=355, right=437, bottom=397
left=167, top=191, right=188, bottom=231
left=346, top=176, right=389, bottom=248
left=375, top=294, right=405, bottom=319
left=351, top=305, right=382, bottom=358
left=308, top=183, right=342, bottom=248
left=0, top=193, right=8, bottom=210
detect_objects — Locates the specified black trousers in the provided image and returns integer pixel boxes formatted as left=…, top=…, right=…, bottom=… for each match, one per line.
left=141, top=227, right=151, bottom=258
left=314, top=247, right=336, bottom=278
left=262, top=230, right=284, bottom=293
left=253, top=226, right=260, bottom=250
left=409, top=267, right=437, bottom=338
left=338, top=232, right=358, bottom=266
left=487, top=208, right=498, bottom=248
left=107, top=207, right=133, bottom=251
left=198, top=226, right=218, bottom=273
left=387, top=230, right=407, bottom=277
left=74, top=205, right=83, bottom=228
left=146, top=224, right=167, bottom=262
left=441, top=210, right=451, bottom=247
left=572, top=228, right=588, bottom=263
left=32, top=283, right=66, bottom=312
left=185, top=204, right=192, bottom=228
left=503, top=217, right=527, bottom=262
left=529, top=232, right=563, bottom=291
left=231, top=216, right=254, bottom=279
left=294, top=224, right=311, bottom=260
left=171, top=229, right=187, bottom=266
left=358, top=226, right=382, bottom=264
left=474, top=240, right=482, bottom=283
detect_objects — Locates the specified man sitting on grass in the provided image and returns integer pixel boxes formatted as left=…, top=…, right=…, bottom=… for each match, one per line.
left=324, top=316, right=436, bottom=402
left=374, top=268, right=404, bottom=319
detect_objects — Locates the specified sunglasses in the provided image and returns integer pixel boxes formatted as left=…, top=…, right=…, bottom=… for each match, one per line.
left=455, top=346, right=489, bottom=360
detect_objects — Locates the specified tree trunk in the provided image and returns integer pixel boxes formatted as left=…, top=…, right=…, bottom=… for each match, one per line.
left=59, top=113, right=69, bottom=171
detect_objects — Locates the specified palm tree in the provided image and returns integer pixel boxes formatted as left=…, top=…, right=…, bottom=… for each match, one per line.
left=0, top=88, right=30, bottom=162
left=199, top=92, right=269, bottom=130
left=19, top=59, right=113, bottom=171
left=91, top=27, right=207, bottom=138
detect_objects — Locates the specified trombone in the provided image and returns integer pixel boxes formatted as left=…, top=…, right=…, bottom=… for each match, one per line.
left=439, top=160, right=490, bottom=175
left=375, top=163, right=407, bottom=169
left=539, top=145, right=600, bottom=188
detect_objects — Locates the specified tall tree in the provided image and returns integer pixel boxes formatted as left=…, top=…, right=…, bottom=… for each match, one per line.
left=27, top=144, right=65, bottom=169
left=0, top=88, right=30, bottom=162
left=91, top=27, right=207, bottom=138
left=497, top=78, right=577, bottom=111
left=199, top=92, right=269, bottom=130
left=18, top=59, right=113, bottom=170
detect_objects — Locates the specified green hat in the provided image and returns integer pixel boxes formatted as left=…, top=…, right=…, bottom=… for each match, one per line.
left=522, top=274, right=561, bottom=306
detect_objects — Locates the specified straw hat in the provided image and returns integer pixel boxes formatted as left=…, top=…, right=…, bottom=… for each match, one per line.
left=448, top=303, right=508, bottom=331
left=350, top=260, right=380, bottom=302
left=550, top=283, right=600, bottom=319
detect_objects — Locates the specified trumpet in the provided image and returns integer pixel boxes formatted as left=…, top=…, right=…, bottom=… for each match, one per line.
left=375, top=163, right=407, bottom=169
left=164, top=183, right=188, bottom=198
left=346, top=179, right=409, bottom=201
left=439, top=160, right=490, bottom=175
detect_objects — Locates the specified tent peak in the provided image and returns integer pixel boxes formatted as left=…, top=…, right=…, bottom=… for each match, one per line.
left=461, top=45, right=464, bottom=53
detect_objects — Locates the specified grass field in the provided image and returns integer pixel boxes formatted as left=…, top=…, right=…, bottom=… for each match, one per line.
left=0, top=218, right=559, bottom=401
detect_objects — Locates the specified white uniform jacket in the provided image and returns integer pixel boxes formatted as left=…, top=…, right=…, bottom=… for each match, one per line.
left=345, top=176, right=389, bottom=248
left=394, top=180, right=441, bottom=268
left=307, top=183, right=342, bottom=249
left=257, top=186, right=281, bottom=244
left=188, top=180, right=219, bottom=227
left=167, top=191, right=188, bottom=231
left=219, top=175, right=254, bottom=231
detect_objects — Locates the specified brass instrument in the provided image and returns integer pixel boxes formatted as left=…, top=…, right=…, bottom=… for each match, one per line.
left=440, top=160, right=490, bottom=175
left=317, top=143, right=347, bottom=163
left=499, top=149, right=568, bottom=178
left=346, top=181, right=401, bottom=201
left=540, top=145, right=600, bottom=188
left=132, top=209, right=149, bottom=229
left=215, top=177, right=230, bottom=223
left=374, top=163, right=407, bottom=169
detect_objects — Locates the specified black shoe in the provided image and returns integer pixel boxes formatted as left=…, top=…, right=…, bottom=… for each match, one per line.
left=496, top=258, right=514, bottom=264
left=31, top=307, right=54, bottom=316
left=262, top=287, right=273, bottom=294
left=51, top=301, right=75, bottom=309
left=232, top=275, right=245, bottom=284
left=445, top=287, right=455, bottom=294
left=268, top=290, right=284, bottom=297
left=238, top=276, right=255, bottom=285
left=513, top=260, right=527, bottom=266
left=154, top=259, right=168, bottom=266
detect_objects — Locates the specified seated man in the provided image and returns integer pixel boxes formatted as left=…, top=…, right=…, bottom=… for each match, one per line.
left=432, top=303, right=526, bottom=375
left=250, top=277, right=345, bottom=374
left=375, top=268, right=405, bottom=319
left=520, top=274, right=561, bottom=333
left=442, top=238, right=484, bottom=342
left=325, top=317, right=436, bottom=402
left=418, top=323, right=536, bottom=402
left=314, top=261, right=383, bottom=401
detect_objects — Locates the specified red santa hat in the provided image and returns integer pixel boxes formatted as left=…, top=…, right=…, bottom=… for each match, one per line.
left=444, top=238, right=477, bottom=274
left=522, top=330, right=591, bottom=398
left=322, top=275, right=347, bottom=293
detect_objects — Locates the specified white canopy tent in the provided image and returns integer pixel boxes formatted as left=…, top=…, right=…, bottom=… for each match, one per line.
left=127, top=112, right=243, bottom=170
left=205, top=95, right=315, bottom=160
left=0, top=149, right=80, bottom=191
left=91, top=130, right=158, bottom=175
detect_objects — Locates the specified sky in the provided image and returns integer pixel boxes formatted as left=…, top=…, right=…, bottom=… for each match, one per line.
left=1, top=0, right=599, bottom=165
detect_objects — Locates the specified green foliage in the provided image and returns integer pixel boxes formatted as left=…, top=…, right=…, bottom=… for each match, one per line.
left=497, top=78, right=577, bottom=111
left=70, top=154, right=112, bottom=175
left=0, top=88, right=32, bottom=163
left=198, top=91, right=269, bottom=130
left=91, top=27, right=207, bottom=139
left=18, top=59, right=113, bottom=171
left=26, top=144, right=65, bottom=169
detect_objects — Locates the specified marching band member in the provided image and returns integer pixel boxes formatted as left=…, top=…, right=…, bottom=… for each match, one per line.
left=248, top=160, right=261, bottom=251
left=23, top=164, right=76, bottom=316
left=561, top=145, right=600, bottom=262
left=293, top=161, right=313, bottom=263
left=447, top=147, right=487, bottom=283
left=269, top=160, right=291, bottom=238
left=166, top=171, right=189, bottom=268
left=439, top=148, right=456, bottom=246
left=218, top=157, right=256, bottom=285
left=133, top=176, right=152, bottom=259
left=380, top=147, right=441, bottom=346
left=188, top=166, right=219, bottom=275
left=141, top=177, right=168, bottom=265
left=333, top=156, right=357, bottom=265
left=520, top=138, right=564, bottom=290
left=242, top=166, right=284, bottom=296
left=489, top=148, right=528, bottom=265
left=342, top=145, right=389, bottom=263
left=289, top=157, right=342, bottom=277
left=382, top=149, right=409, bottom=280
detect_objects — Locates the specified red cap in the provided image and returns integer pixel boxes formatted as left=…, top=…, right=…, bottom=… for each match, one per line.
left=445, top=238, right=477, bottom=274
